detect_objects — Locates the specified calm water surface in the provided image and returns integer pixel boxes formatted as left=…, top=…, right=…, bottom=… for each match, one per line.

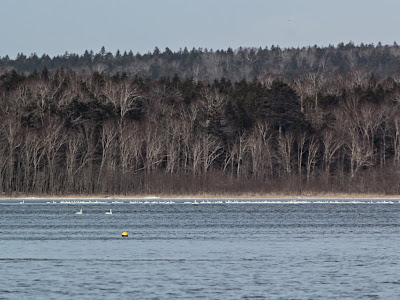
left=1, top=198, right=400, bottom=299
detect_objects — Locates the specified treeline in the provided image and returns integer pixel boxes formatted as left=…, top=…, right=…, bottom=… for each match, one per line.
left=1, top=67, right=400, bottom=196
left=2, top=42, right=400, bottom=81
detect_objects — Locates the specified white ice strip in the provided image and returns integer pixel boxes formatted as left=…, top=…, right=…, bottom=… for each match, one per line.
left=2, top=197, right=400, bottom=205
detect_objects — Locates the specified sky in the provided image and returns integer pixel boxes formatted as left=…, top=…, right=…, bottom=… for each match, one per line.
left=1, top=0, right=400, bottom=58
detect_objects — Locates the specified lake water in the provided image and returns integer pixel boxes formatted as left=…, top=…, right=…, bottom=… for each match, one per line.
left=1, top=198, right=400, bottom=299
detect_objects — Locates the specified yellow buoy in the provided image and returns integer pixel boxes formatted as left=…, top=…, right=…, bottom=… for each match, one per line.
left=121, top=232, right=129, bottom=237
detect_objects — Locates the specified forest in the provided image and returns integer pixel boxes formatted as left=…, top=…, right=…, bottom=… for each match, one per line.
left=1, top=44, right=400, bottom=196
left=2, top=42, right=400, bottom=81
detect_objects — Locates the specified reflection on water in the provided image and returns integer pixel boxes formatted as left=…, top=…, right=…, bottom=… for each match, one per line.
left=1, top=199, right=400, bottom=299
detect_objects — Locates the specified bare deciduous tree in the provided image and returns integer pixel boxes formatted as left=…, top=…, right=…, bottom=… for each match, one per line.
left=306, top=136, right=319, bottom=182
left=41, top=118, right=68, bottom=193
left=276, top=132, right=294, bottom=176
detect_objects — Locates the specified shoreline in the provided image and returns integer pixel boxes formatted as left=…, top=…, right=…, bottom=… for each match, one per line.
left=1, top=192, right=400, bottom=200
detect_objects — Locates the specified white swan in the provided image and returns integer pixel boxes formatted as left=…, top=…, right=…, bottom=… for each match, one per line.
left=105, top=209, right=112, bottom=215
left=75, top=209, right=83, bottom=215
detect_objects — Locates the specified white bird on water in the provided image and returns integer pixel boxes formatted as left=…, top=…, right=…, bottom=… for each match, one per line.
left=105, top=209, right=112, bottom=215
left=75, top=209, right=83, bottom=215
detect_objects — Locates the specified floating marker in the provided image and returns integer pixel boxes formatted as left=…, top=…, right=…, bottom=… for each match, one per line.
left=121, top=232, right=128, bottom=237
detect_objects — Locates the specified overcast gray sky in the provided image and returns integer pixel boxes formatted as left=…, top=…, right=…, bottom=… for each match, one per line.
left=1, top=0, right=399, bottom=58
